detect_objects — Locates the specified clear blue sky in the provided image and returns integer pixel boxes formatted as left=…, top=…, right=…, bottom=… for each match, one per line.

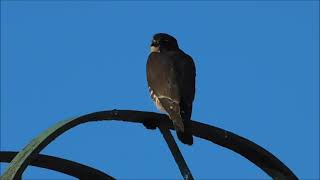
left=1, top=1, right=319, bottom=179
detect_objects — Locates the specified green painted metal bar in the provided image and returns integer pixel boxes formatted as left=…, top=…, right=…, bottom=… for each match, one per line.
left=0, top=151, right=114, bottom=180
left=1, top=110, right=298, bottom=180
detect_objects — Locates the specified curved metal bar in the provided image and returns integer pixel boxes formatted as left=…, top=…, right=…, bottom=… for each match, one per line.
left=0, top=151, right=114, bottom=180
left=0, top=110, right=298, bottom=180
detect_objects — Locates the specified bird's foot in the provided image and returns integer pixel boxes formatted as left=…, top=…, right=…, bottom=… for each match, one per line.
left=143, top=120, right=158, bottom=130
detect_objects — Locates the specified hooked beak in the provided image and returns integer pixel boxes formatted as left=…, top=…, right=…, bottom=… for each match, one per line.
left=150, top=40, right=160, bottom=52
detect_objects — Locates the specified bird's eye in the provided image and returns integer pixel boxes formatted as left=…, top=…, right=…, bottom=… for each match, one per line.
left=151, top=40, right=160, bottom=47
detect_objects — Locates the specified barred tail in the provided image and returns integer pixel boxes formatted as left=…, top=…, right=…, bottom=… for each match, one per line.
left=170, top=112, right=193, bottom=145
left=159, top=97, right=194, bottom=145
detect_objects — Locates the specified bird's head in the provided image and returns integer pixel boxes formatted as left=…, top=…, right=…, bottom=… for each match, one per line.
left=150, top=33, right=179, bottom=53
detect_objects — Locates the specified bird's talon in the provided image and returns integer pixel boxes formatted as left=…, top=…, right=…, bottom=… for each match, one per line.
left=143, top=120, right=157, bottom=130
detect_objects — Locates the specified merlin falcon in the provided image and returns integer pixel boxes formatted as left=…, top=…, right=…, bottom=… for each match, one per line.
left=146, top=33, right=196, bottom=145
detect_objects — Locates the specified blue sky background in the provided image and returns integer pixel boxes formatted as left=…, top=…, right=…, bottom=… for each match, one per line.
left=1, top=1, right=319, bottom=179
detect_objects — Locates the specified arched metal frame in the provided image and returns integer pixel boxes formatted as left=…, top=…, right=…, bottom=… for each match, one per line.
left=0, top=151, right=114, bottom=180
left=0, top=110, right=298, bottom=180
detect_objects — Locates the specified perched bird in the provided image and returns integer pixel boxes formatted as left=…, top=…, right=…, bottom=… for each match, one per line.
left=146, top=33, right=196, bottom=145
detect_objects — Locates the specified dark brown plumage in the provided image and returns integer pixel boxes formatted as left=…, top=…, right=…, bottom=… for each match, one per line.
left=146, top=33, right=196, bottom=145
